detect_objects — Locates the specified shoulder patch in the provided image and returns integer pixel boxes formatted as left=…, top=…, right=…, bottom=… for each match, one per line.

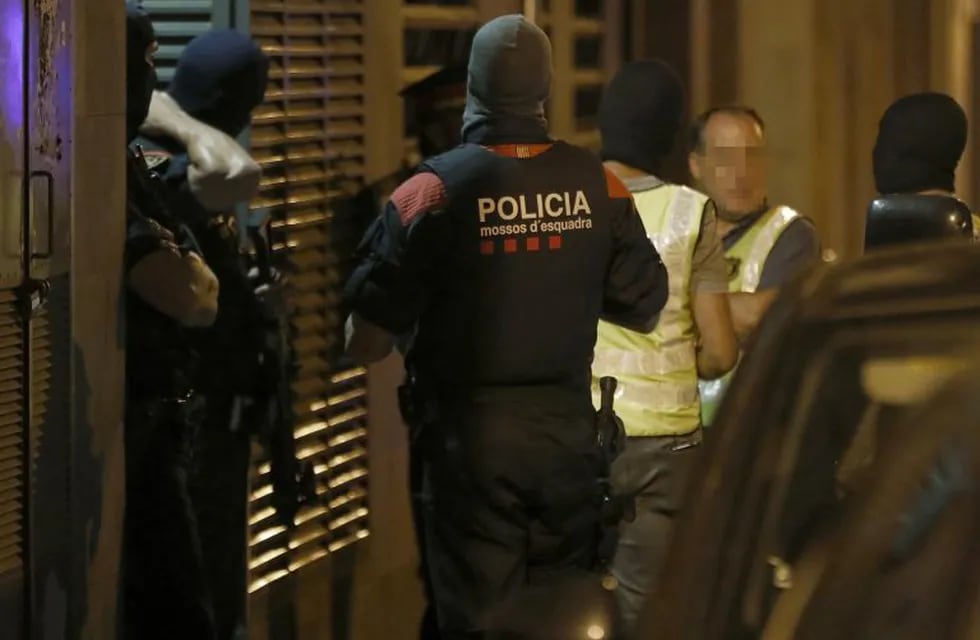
left=603, top=168, right=632, bottom=200
left=142, top=149, right=172, bottom=171
left=389, top=172, right=448, bottom=226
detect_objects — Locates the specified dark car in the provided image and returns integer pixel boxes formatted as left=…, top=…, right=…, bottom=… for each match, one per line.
left=635, top=242, right=980, bottom=640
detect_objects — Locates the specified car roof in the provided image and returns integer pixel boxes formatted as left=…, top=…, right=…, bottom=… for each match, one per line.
left=799, top=241, right=980, bottom=321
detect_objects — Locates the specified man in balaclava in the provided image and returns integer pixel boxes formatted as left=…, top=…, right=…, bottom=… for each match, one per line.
left=123, top=2, right=220, bottom=639
left=865, top=92, right=976, bottom=249
left=593, top=59, right=737, bottom=637
left=134, top=27, right=274, bottom=640
left=342, top=63, right=469, bottom=640
left=343, top=14, right=669, bottom=638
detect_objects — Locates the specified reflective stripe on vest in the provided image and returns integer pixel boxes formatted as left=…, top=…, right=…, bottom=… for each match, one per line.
left=592, top=374, right=701, bottom=412
left=734, top=205, right=800, bottom=293
left=700, top=205, right=800, bottom=426
left=593, top=184, right=704, bottom=437
left=592, top=342, right=697, bottom=377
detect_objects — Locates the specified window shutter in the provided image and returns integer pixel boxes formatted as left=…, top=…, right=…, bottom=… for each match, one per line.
left=247, top=0, right=370, bottom=594
left=0, top=291, right=24, bottom=584
left=142, top=0, right=231, bottom=85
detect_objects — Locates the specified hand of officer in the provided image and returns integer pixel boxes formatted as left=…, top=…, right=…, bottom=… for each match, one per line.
left=141, top=91, right=262, bottom=211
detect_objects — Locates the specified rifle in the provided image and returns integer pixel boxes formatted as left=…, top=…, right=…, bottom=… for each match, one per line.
left=247, top=224, right=318, bottom=528
left=595, top=376, right=630, bottom=573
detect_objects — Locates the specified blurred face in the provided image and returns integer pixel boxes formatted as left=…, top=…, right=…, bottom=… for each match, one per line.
left=689, top=112, right=767, bottom=221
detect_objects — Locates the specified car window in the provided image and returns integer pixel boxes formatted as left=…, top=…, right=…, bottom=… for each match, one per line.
left=737, top=319, right=980, bottom=635
left=765, top=368, right=980, bottom=640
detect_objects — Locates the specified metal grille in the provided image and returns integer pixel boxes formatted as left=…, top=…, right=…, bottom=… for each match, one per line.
left=247, top=0, right=370, bottom=594
left=143, top=0, right=219, bottom=85
left=0, top=290, right=24, bottom=580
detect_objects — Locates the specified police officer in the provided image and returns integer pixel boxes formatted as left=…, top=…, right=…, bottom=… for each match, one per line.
left=135, top=28, right=271, bottom=640
left=341, top=66, right=467, bottom=254
left=865, top=92, right=977, bottom=249
left=344, top=15, right=669, bottom=639
left=592, top=60, right=738, bottom=636
left=123, top=3, right=219, bottom=638
left=331, top=62, right=466, bottom=640
left=687, top=106, right=821, bottom=426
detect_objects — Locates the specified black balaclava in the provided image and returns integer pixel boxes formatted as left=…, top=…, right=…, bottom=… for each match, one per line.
left=461, top=14, right=552, bottom=144
left=872, top=92, right=967, bottom=194
left=168, top=29, right=270, bottom=137
left=599, top=59, right=684, bottom=176
left=126, top=1, right=157, bottom=143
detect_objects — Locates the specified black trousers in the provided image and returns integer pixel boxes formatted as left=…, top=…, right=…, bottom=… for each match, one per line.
left=608, top=431, right=702, bottom=637
left=421, top=390, right=602, bottom=639
left=188, top=395, right=252, bottom=640
left=123, top=399, right=216, bottom=640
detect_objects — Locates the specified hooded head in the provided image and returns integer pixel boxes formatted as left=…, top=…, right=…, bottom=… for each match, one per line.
left=872, top=92, right=968, bottom=195
left=126, top=1, right=157, bottom=142
left=599, top=59, right=685, bottom=175
left=401, top=65, right=467, bottom=157
left=462, top=15, right=552, bottom=143
left=168, top=29, right=269, bottom=137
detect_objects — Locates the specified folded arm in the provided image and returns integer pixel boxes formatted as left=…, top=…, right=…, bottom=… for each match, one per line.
left=141, top=91, right=262, bottom=211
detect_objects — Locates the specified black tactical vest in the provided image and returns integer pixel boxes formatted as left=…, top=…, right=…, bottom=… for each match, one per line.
left=125, top=149, right=200, bottom=399
left=409, top=141, right=618, bottom=393
left=133, top=136, right=267, bottom=395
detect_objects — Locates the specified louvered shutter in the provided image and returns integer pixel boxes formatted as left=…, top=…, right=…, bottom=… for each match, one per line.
left=0, top=291, right=24, bottom=591
left=143, top=0, right=233, bottom=85
left=247, top=0, right=370, bottom=594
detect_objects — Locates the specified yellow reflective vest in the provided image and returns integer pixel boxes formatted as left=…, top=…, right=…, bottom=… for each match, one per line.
left=699, top=205, right=801, bottom=426
left=592, top=184, right=708, bottom=437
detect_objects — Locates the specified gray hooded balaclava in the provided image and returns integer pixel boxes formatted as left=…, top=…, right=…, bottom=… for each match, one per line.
left=462, top=14, right=552, bottom=143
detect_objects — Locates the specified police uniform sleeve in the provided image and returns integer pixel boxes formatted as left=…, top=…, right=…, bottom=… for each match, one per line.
left=601, top=169, right=669, bottom=332
left=342, top=171, right=448, bottom=336
left=757, top=217, right=821, bottom=289
left=690, top=199, right=729, bottom=293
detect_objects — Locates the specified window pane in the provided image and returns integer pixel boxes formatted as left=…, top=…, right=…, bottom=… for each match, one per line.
left=404, top=28, right=475, bottom=67
left=574, top=36, right=602, bottom=68
left=574, top=86, right=603, bottom=130
left=404, top=0, right=472, bottom=5
left=575, top=0, right=602, bottom=17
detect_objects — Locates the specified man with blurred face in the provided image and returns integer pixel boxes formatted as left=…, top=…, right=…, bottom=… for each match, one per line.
left=688, top=107, right=820, bottom=426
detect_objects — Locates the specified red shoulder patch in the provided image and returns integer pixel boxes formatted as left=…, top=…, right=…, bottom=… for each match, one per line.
left=142, top=149, right=172, bottom=171
left=389, top=172, right=448, bottom=226
left=604, top=167, right=632, bottom=200
left=486, top=143, right=554, bottom=158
